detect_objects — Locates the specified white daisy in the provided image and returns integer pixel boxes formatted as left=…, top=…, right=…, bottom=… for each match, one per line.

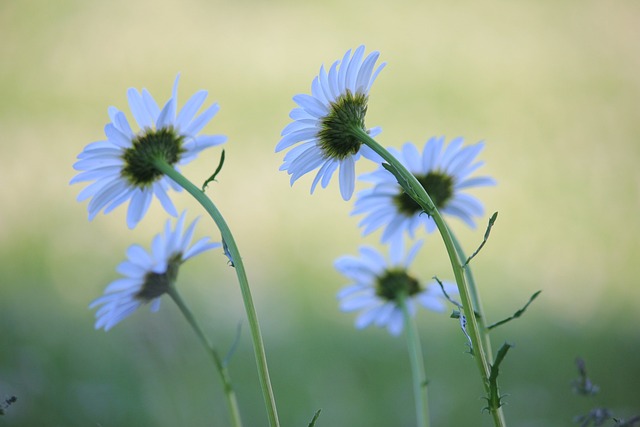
left=336, top=241, right=455, bottom=336
left=276, top=45, right=386, bottom=200
left=90, top=211, right=220, bottom=331
left=71, top=74, right=226, bottom=229
left=353, top=136, right=496, bottom=245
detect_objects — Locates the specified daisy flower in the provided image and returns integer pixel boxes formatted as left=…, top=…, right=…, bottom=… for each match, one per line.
left=336, top=241, right=455, bottom=336
left=353, top=136, right=496, bottom=245
left=71, top=75, right=226, bottom=229
left=90, top=212, right=220, bottom=331
left=276, top=45, right=386, bottom=200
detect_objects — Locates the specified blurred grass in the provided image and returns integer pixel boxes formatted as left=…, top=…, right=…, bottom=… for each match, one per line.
left=1, top=0, right=639, bottom=425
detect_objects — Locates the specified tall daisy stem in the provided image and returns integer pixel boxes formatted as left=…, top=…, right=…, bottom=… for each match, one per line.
left=167, top=287, right=243, bottom=427
left=351, top=128, right=506, bottom=427
left=155, top=160, right=281, bottom=427
left=399, top=294, right=430, bottom=427
left=450, top=232, right=494, bottom=362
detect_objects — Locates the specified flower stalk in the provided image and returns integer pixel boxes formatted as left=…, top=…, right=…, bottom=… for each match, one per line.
left=154, top=159, right=281, bottom=427
left=167, top=286, right=243, bottom=427
left=399, top=294, right=430, bottom=427
left=450, top=232, right=494, bottom=362
left=349, top=127, right=506, bottom=427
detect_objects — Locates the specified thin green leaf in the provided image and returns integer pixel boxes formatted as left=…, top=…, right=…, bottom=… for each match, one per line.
left=434, top=276, right=462, bottom=309
left=202, top=149, right=226, bottom=191
left=485, top=342, right=513, bottom=411
left=308, top=409, right=321, bottom=427
left=487, top=290, right=541, bottom=330
left=463, top=212, right=498, bottom=268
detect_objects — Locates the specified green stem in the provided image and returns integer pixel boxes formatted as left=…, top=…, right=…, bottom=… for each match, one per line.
left=449, top=231, right=494, bottom=362
left=399, top=295, right=430, bottom=427
left=155, top=160, right=281, bottom=427
left=450, top=232, right=506, bottom=427
left=167, top=287, right=243, bottom=427
left=351, top=128, right=506, bottom=427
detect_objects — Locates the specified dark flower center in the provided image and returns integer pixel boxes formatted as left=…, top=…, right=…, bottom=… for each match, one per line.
left=317, top=90, right=368, bottom=160
left=394, top=171, right=454, bottom=216
left=121, top=127, right=185, bottom=187
left=376, top=269, right=421, bottom=301
left=135, top=253, right=182, bottom=301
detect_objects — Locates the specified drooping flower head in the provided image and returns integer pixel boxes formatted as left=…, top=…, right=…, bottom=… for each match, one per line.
left=336, top=241, right=455, bottom=336
left=276, top=45, right=386, bottom=200
left=90, top=212, right=220, bottom=331
left=71, top=75, right=226, bottom=229
left=353, top=136, right=496, bottom=245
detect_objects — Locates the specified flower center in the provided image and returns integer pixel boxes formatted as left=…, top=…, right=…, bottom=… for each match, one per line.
left=136, top=253, right=182, bottom=301
left=375, top=268, right=421, bottom=301
left=317, top=90, right=368, bottom=160
left=394, top=171, right=454, bottom=216
left=121, top=127, right=185, bottom=187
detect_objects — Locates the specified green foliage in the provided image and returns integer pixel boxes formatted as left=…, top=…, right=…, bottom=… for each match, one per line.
left=202, top=149, right=226, bottom=192
left=485, top=342, right=513, bottom=412
left=463, top=212, right=498, bottom=268
left=487, top=291, right=542, bottom=331
left=307, top=409, right=321, bottom=427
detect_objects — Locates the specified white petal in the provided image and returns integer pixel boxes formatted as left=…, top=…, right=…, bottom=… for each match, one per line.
left=104, top=123, right=133, bottom=148
left=402, top=143, right=422, bottom=172
left=345, top=45, right=365, bottom=92
left=356, top=51, right=380, bottom=93
left=276, top=127, right=318, bottom=152
left=455, top=176, right=496, bottom=190
left=126, top=244, right=153, bottom=267
left=386, top=309, right=405, bottom=336
left=126, top=189, right=152, bottom=229
left=176, top=90, right=207, bottom=130
left=293, top=94, right=329, bottom=118
left=184, top=238, right=219, bottom=260
left=153, top=182, right=178, bottom=217
left=156, top=99, right=176, bottom=129
left=127, top=88, right=153, bottom=129
left=112, top=111, right=135, bottom=139
left=366, top=62, right=386, bottom=92
left=184, top=102, right=220, bottom=136
left=338, top=157, right=356, bottom=200
left=141, top=89, right=161, bottom=119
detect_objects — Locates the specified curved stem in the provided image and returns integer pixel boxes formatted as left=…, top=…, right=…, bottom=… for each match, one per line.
left=399, top=295, right=430, bottom=427
left=351, top=128, right=506, bottom=427
left=155, top=160, right=281, bottom=427
left=167, top=287, right=243, bottom=427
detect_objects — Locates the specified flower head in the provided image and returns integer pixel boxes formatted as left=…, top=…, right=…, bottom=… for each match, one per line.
left=336, top=241, right=455, bottom=336
left=90, top=212, right=220, bottom=331
left=276, top=45, right=386, bottom=200
left=353, top=137, right=496, bottom=245
left=71, top=75, right=226, bottom=229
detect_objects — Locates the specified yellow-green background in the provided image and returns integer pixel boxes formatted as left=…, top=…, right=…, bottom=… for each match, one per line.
left=1, top=0, right=639, bottom=425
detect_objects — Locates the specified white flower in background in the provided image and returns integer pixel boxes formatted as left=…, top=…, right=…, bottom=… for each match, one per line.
left=90, top=212, right=220, bottom=331
left=353, top=137, right=496, bottom=245
left=71, top=74, right=226, bottom=229
left=336, top=241, right=456, bottom=336
left=276, top=45, right=385, bottom=200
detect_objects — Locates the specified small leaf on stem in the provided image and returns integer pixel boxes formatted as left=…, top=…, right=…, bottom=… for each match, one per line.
left=464, top=212, right=498, bottom=268
left=308, top=409, right=321, bottom=427
left=485, top=342, right=513, bottom=412
left=487, top=290, right=542, bottom=330
left=202, top=149, right=226, bottom=191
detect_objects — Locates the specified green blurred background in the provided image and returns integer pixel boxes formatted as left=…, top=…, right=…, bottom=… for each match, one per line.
left=1, top=0, right=639, bottom=425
